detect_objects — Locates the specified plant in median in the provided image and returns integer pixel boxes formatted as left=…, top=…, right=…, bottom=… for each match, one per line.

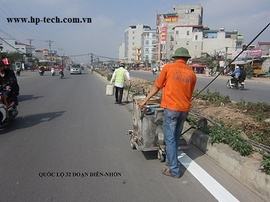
left=259, top=150, right=270, bottom=175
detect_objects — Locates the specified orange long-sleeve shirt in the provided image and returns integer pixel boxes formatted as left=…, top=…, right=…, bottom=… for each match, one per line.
left=154, top=60, right=197, bottom=112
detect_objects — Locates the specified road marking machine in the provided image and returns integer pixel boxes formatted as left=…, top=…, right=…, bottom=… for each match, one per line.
left=127, top=95, right=195, bottom=162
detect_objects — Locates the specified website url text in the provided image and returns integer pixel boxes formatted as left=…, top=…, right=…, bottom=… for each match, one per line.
left=6, top=16, right=92, bottom=25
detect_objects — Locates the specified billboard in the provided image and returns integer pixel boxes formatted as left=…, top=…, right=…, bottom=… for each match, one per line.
left=161, top=26, right=166, bottom=45
left=250, top=49, right=262, bottom=57
left=165, top=16, right=178, bottom=22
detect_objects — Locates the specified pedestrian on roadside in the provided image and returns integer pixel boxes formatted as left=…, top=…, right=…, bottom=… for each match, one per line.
left=139, top=47, right=197, bottom=178
left=110, top=61, right=131, bottom=105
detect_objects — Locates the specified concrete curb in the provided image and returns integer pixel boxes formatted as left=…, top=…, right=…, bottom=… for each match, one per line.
left=182, top=125, right=270, bottom=201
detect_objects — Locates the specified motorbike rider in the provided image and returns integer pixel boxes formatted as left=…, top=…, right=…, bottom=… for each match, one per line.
left=238, top=66, right=246, bottom=83
left=0, top=58, right=20, bottom=119
left=1, top=58, right=19, bottom=106
left=51, top=65, right=56, bottom=76
left=59, top=65, right=64, bottom=77
left=230, top=66, right=241, bottom=88
left=151, top=63, right=157, bottom=75
left=15, top=63, right=21, bottom=76
left=39, top=65, right=45, bottom=75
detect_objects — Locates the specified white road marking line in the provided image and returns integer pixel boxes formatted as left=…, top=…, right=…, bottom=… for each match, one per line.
left=178, top=152, right=240, bottom=202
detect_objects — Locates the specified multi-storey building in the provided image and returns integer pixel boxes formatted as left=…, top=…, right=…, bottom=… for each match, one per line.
left=141, top=29, right=156, bottom=64
left=156, top=4, right=243, bottom=61
left=156, top=4, right=203, bottom=61
left=124, top=24, right=151, bottom=63
left=120, top=4, right=246, bottom=64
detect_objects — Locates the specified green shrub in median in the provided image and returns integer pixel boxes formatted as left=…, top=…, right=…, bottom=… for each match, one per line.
left=190, top=90, right=270, bottom=173
left=208, top=124, right=253, bottom=156
left=260, top=150, right=270, bottom=175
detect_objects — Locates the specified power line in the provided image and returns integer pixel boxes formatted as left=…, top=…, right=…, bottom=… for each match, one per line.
left=0, top=36, right=25, bottom=53
left=0, top=0, right=44, bottom=43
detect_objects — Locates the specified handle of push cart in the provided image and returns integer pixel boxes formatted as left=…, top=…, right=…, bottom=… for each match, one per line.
left=140, top=103, right=160, bottom=120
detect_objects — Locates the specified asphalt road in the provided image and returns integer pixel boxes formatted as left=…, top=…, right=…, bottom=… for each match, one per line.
left=0, top=69, right=266, bottom=202
left=129, top=70, right=270, bottom=104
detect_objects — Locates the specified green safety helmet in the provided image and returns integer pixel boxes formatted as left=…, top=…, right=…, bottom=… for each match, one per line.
left=172, top=47, right=191, bottom=58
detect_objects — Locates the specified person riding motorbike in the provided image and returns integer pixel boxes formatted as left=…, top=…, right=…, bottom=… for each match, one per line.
left=0, top=58, right=20, bottom=119
left=51, top=66, right=56, bottom=76
left=238, top=66, right=246, bottom=83
left=230, top=66, right=241, bottom=88
left=15, top=65, right=21, bottom=76
left=39, top=66, right=45, bottom=75
left=58, top=65, right=64, bottom=77
left=151, top=63, right=157, bottom=75
left=1, top=58, right=19, bottom=106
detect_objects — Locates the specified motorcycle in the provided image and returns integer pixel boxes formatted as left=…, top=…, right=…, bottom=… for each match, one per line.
left=16, top=68, right=21, bottom=76
left=51, top=68, right=56, bottom=76
left=152, top=67, right=157, bottom=75
left=0, top=91, right=18, bottom=127
left=226, top=76, right=244, bottom=90
left=39, top=68, right=44, bottom=76
left=59, top=69, right=64, bottom=79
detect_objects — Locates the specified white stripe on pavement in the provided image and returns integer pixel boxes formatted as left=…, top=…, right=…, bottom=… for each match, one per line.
left=178, top=152, right=239, bottom=202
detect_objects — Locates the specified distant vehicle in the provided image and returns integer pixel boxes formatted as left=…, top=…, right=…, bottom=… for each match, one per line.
left=25, top=62, right=36, bottom=70
left=38, top=60, right=53, bottom=71
left=70, top=64, right=82, bottom=74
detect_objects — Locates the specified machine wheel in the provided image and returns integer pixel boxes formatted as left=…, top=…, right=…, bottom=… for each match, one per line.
left=130, top=136, right=136, bottom=149
left=157, top=149, right=166, bottom=162
left=239, top=84, right=244, bottom=90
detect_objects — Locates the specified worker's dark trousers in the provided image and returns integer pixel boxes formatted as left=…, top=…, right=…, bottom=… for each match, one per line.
left=115, top=86, right=124, bottom=104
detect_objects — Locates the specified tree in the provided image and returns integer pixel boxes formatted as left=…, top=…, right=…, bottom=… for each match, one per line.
left=0, top=52, right=24, bottom=63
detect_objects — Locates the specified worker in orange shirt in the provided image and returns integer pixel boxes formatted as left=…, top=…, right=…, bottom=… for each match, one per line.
left=140, top=47, right=197, bottom=178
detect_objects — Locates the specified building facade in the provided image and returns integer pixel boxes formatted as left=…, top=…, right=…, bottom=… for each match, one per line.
left=141, top=29, right=156, bottom=64
left=156, top=4, right=243, bottom=61
left=124, top=24, right=151, bottom=63
left=0, top=38, right=35, bottom=57
left=156, top=4, right=203, bottom=61
left=258, top=42, right=270, bottom=57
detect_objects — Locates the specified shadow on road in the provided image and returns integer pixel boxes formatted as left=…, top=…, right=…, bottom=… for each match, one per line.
left=18, top=94, right=44, bottom=103
left=0, top=111, right=65, bottom=134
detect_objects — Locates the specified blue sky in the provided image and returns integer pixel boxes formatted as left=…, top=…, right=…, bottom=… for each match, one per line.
left=1, top=0, right=270, bottom=62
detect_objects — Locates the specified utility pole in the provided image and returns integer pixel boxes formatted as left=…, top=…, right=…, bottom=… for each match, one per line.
left=90, top=53, right=93, bottom=65
left=46, top=40, right=54, bottom=60
left=27, top=39, right=34, bottom=58
left=224, top=46, right=228, bottom=74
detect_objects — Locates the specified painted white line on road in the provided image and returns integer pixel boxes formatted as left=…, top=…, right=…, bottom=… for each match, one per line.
left=178, top=152, right=239, bottom=202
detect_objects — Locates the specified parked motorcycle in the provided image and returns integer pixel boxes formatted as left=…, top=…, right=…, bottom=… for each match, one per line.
left=59, top=69, right=64, bottom=79
left=226, top=76, right=244, bottom=90
left=0, top=91, right=18, bottom=127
